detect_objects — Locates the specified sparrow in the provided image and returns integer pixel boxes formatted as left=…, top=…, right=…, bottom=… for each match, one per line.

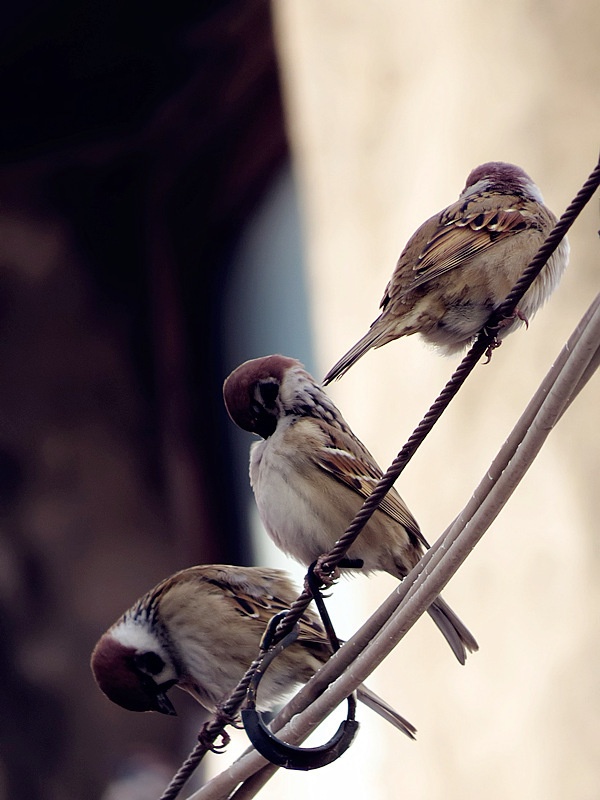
left=91, top=564, right=417, bottom=738
left=324, top=161, right=569, bottom=383
left=223, top=355, right=478, bottom=664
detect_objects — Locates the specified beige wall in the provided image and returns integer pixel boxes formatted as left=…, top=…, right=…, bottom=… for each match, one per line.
left=265, top=2, right=600, bottom=797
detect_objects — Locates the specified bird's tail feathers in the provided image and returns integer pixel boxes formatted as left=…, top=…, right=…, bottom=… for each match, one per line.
left=323, top=320, right=388, bottom=384
left=427, top=596, right=479, bottom=665
left=356, top=684, right=417, bottom=739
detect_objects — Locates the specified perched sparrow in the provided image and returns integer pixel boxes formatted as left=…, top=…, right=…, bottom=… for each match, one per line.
left=91, top=564, right=416, bottom=738
left=223, top=355, right=478, bottom=664
left=324, top=161, right=569, bottom=382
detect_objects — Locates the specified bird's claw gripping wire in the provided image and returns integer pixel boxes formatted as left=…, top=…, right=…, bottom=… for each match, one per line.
left=311, top=554, right=364, bottom=587
left=483, top=307, right=530, bottom=361
left=197, top=723, right=231, bottom=753
left=242, top=610, right=359, bottom=770
left=197, top=703, right=246, bottom=753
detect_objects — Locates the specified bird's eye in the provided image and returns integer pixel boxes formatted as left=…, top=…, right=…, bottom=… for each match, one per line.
left=257, top=379, right=279, bottom=409
left=134, top=651, right=165, bottom=676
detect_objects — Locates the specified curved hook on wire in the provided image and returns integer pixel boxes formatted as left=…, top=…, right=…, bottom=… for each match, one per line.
left=241, top=611, right=359, bottom=771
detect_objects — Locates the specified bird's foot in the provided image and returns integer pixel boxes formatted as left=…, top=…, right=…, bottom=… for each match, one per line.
left=198, top=721, right=231, bottom=753
left=309, top=556, right=339, bottom=588
left=198, top=704, right=245, bottom=753
left=484, top=306, right=529, bottom=362
left=497, top=307, right=529, bottom=331
left=483, top=336, right=501, bottom=363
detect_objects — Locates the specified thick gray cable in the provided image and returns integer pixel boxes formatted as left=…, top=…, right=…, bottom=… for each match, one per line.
left=188, top=292, right=600, bottom=800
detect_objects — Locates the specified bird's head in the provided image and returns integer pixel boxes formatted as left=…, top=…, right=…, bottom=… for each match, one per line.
left=223, top=355, right=304, bottom=438
left=462, top=161, right=543, bottom=203
left=91, top=620, right=179, bottom=716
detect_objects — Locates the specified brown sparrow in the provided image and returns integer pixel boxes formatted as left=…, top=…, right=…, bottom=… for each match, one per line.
left=324, top=161, right=569, bottom=382
left=223, top=355, right=478, bottom=664
left=91, top=564, right=416, bottom=737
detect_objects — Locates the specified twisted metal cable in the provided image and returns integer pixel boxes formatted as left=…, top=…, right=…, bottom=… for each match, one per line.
left=159, top=742, right=208, bottom=800
left=159, top=656, right=263, bottom=800
left=159, top=152, right=600, bottom=799
left=496, top=157, right=600, bottom=318
left=190, top=290, right=600, bottom=800
left=271, top=152, right=600, bottom=644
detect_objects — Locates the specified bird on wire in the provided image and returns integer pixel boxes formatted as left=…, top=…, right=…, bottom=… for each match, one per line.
left=91, top=564, right=417, bottom=738
left=324, top=161, right=569, bottom=383
left=223, top=355, right=478, bottom=664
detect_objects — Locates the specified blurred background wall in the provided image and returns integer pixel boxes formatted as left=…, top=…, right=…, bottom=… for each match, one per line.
left=0, top=1, right=599, bottom=798
left=0, top=2, right=294, bottom=797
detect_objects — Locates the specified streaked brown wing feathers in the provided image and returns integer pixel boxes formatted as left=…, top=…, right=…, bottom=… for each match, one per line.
left=313, top=427, right=426, bottom=546
left=384, top=198, right=534, bottom=299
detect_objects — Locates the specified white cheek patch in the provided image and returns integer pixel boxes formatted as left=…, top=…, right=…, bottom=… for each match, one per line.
left=111, top=618, right=160, bottom=652
left=110, top=619, right=178, bottom=684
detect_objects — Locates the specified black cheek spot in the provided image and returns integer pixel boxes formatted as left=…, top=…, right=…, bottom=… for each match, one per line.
left=135, top=651, right=165, bottom=676
left=254, top=407, right=278, bottom=438
left=258, top=380, right=280, bottom=409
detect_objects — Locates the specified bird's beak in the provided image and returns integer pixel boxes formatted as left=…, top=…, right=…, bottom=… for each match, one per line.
left=154, top=691, right=177, bottom=716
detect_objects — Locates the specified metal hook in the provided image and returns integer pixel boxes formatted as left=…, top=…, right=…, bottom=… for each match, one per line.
left=241, top=611, right=359, bottom=770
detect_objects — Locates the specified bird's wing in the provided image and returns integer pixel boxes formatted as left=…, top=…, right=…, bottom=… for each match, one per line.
left=313, top=421, right=427, bottom=549
left=195, top=566, right=329, bottom=648
left=384, top=198, right=537, bottom=302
